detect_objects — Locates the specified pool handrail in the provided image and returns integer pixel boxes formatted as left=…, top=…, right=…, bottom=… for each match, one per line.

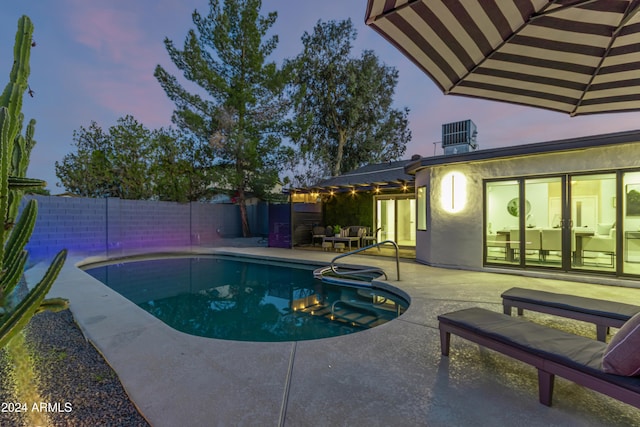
left=330, top=240, right=400, bottom=281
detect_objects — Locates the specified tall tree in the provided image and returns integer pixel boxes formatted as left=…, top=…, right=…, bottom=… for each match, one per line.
left=287, top=19, right=411, bottom=178
left=55, top=116, right=154, bottom=199
left=56, top=118, right=213, bottom=201
left=154, top=0, right=292, bottom=236
left=55, top=121, right=113, bottom=198
left=149, top=128, right=213, bottom=202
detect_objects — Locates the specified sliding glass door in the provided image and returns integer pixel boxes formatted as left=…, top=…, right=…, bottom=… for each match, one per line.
left=375, top=196, right=416, bottom=247
left=570, top=173, right=617, bottom=273
left=486, top=173, right=617, bottom=273
left=485, top=177, right=567, bottom=268
left=485, top=180, right=520, bottom=265
left=523, top=177, right=566, bottom=268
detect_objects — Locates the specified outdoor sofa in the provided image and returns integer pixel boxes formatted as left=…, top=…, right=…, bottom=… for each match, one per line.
left=322, top=226, right=369, bottom=251
left=438, top=307, right=640, bottom=408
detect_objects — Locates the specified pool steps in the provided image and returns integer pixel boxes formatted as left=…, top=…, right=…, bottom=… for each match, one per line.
left=296, top=302, right=395, bottom=329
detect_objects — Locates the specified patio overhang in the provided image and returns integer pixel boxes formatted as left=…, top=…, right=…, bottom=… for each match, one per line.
left=286, top=159, right=416, bottom=200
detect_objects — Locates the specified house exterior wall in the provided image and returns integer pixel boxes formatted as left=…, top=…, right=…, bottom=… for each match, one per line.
left=415, top=171, right=431, bottom=260
left=414, top=141, right=640, bottom=269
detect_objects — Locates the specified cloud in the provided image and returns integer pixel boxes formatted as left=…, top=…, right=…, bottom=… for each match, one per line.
left=65, top=1, right=144, bottom=63
left=61, top=0, right=187, bottom=127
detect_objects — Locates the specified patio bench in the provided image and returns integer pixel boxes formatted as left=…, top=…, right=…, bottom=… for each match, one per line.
left=438, top=307, right=640, bottom=408
left=501, top=287, right=640, bottom=342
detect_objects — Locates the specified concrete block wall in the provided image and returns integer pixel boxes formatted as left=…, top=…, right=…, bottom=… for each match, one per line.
left=19, top=195, right=254, bottom=263
left=198, top=203, right=243, bottom=241
left=106, top=198, right=191, bottom=257
left=24, top=195, right=107, bottom=261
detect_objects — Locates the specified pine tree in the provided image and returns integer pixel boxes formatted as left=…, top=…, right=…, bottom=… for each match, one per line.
left=155, top=0, right=292, bottom=236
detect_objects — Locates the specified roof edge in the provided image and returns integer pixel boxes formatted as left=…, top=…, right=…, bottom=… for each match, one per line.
left=406, top=129, right=640, bottom=174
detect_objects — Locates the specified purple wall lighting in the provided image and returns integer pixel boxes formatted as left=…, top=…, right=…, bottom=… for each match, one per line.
left=19, top=195, right=264, bottom=263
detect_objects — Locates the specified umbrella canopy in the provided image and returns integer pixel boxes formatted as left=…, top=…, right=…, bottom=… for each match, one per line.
left=365, top=0, right=640, bottom=116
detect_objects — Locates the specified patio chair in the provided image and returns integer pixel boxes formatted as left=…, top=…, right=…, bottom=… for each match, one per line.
left=311, top=226, right=326, bottom=246
left=361, top=227, right=382, bottom=250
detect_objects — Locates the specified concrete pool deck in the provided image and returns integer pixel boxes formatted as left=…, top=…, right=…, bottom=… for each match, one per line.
left=36, top=247, right=640, bottom=426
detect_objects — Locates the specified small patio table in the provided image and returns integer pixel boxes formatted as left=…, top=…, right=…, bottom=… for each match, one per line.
left=322, top=236, right=360, bottom=251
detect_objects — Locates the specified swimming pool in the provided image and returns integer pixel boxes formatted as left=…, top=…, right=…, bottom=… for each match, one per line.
left=83, top=256, right=408, bottom=342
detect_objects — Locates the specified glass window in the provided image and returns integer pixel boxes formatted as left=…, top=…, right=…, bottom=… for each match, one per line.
left=524, top=177, right=563, bottom=268
left=571, top=173, right=616, bottom=273
left=485, top=180, right=519, bottom=265
left=623, top=171, right=640, bottom=275
left=417, top=186, right=427, bottom=230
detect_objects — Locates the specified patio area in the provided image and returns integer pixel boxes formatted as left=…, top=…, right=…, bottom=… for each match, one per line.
left=36, top=246, right=640, bottom=426
left=297, top=241, right=416, bottom=260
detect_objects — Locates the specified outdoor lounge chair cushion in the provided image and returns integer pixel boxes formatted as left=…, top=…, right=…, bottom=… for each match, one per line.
left=439, top=308, right=640, bottom=393
left=602, top=312, right=640, bottom=376
left=501, top=287, right=640, bottom=322
left=440, top=308, right=606, bottom=370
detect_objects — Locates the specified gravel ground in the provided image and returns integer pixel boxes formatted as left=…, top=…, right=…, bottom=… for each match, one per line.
left=0, top=347, right=27, bottom=426
left=0, top=310, right=149, bottom=427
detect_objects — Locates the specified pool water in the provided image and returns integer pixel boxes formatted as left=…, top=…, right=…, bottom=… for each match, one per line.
left=83, top=256, right=408, bottom=342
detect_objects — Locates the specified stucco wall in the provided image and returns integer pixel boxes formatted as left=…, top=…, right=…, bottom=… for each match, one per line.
left=415, top=141, right=640, bottom=269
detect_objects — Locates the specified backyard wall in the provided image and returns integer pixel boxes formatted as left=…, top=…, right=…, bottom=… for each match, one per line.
left=19, top=195, right=267, bottom=262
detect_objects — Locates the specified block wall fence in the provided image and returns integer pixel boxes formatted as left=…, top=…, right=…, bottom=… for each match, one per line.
left=19, top=195, right=269, bottom=263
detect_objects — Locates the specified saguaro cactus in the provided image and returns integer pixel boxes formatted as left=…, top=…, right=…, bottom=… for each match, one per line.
left=0, top=15, right=68, bottom=349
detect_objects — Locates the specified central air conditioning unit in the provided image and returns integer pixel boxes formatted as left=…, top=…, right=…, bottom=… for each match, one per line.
left=442, top=120, right=478, bottom=155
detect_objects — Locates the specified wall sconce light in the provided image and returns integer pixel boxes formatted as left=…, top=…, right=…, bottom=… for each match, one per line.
left=374, top=187, right=380, bottom=193
left=441, top=171, right=467, bottom=213
left=351, top=188, right=356, bottom=195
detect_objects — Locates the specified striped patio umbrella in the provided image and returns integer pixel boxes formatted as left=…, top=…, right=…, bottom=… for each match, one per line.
left=365, top=0, right=640, bottom=116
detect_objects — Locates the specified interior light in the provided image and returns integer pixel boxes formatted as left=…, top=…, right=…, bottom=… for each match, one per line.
left=441, top=171, right=467, bottom=213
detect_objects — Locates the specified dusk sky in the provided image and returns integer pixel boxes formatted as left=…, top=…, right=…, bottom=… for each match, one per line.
left=2, top=1, right=639, bottom=192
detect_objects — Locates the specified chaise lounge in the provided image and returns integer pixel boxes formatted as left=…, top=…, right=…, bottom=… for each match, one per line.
left=501, top=287, right=640, bottom=342
left=438, top=307, right=640, bottom=408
